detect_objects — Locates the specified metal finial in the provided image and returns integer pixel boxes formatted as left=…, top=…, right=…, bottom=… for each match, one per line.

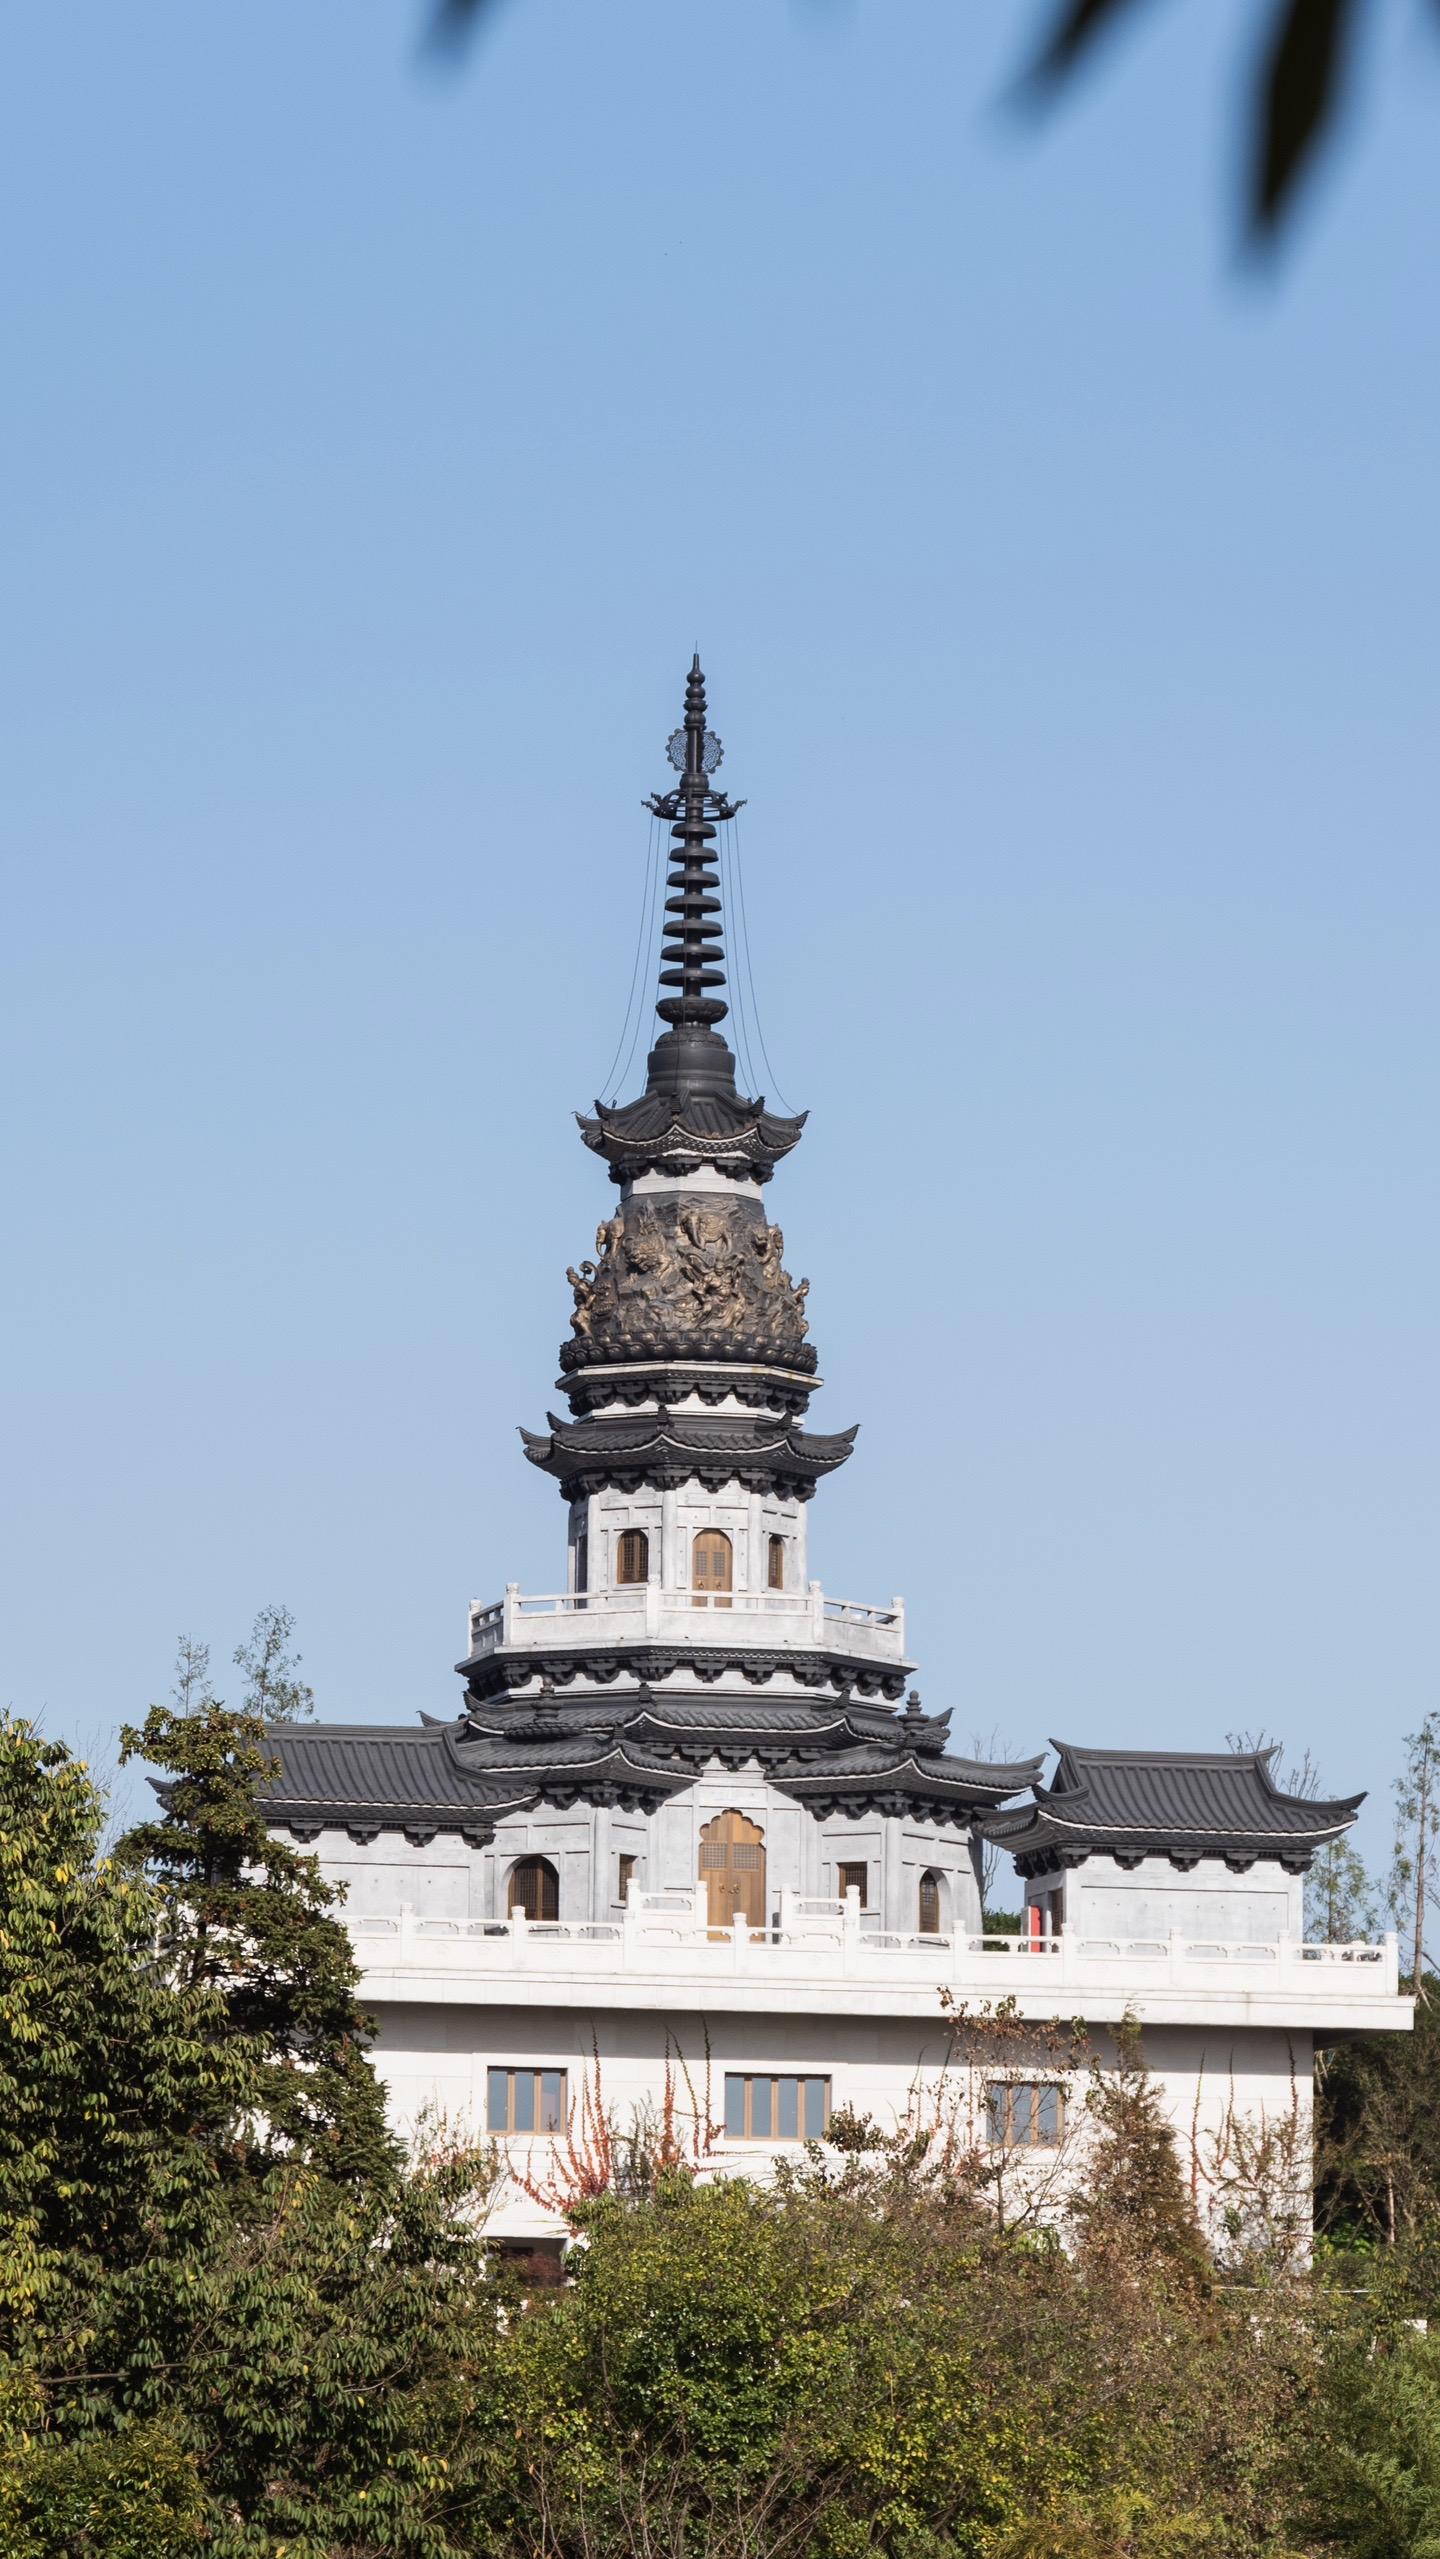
left=644, top=656, right=744, bottom=1030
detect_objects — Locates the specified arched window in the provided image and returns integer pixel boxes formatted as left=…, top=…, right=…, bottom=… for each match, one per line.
left=918, top=1870, right=943, bottom=1936
left=573, top=1534, right=588, bottom=1595
left=692, top=1528, right=733, bottom=1608
left=508, top=1856, right=559, bottom=1923
left=767, top=1534, right=786, bottom=1591
left=616, top=1527, right=649, bottom=1586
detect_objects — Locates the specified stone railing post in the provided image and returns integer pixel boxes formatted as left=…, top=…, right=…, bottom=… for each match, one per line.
left=841, top=1885, right=862, bottom=1973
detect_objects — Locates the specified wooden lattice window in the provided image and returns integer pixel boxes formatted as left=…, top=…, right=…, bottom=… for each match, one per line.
left=618, top=1852, right=637, bottom=1904
left=508, top=1857, right=559, bottom=1923
left=837, top=1861, right=868, bottom=1908
left=918, top=1870, right=942, bottom=1935
left=616, top=1528, right=649, bottom=1586
left=767, top=1534, right=786, bottom=1590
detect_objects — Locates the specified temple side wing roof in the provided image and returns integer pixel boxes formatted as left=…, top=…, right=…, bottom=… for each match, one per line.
left=983, top=1740, right=1364, bottom=1870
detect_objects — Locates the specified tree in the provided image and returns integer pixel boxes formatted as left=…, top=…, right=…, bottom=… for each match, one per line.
left=1068, top=2023, right=1212, bottom=2295
left=428, top=0, right=1426, bottom=247
left=169, top=1635, right=212, bottom=1718
left=1308, top=1834, right=1381, bottom=1945
left=1317, top=1991, right=1440, bottom=2250
left=117, top=1695, right=394, bottom=2186
left=1225, top=1729, right=1381, bottom=1947
left=1390, top=1713, right=1440, bottom=1993
left=0, top=1716, right=245, bottom=2405
left=233, top=1601, right=313, bottom=1723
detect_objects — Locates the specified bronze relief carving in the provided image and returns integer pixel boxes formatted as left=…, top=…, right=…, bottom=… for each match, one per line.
left=564, top=1196, right=811, bottom=1363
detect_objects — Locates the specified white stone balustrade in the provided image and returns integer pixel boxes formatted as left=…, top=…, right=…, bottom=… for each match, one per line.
left=464, top=1583, right=907, bottom=1666
left=346, top=1888, right=1403, bottom=2030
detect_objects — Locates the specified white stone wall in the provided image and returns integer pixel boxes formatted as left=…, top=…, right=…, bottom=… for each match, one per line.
left=568, top=1475, right=809, bottom=1599
left=367, top=1995, right=1315, bottom=2247
left=1030, top=1854, right=1305, bottom=1943
left=303, top=1776, right=984, bottom=1936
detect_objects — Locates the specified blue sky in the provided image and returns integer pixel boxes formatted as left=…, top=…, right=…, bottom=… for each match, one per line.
left=2, top=0, right=1436, bottom=1865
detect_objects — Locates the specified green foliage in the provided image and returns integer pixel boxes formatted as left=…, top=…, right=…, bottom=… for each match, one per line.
left=508, top=2176, right=1037, bottom=2556
left=1069, top=2025, right=1213, bottom=2294
left=154, top=2147, right=505, bottom=2559
left=117, top=1691, right=395, bottom=2185
left=1307, top=1837, right=1380, bottom=1945
left=0, top=1717, right=242, bottom=2391
left=10, top=1701, right=1440, bottom=2555
left=1318, top=1991, right=1440, bottom=2250
left=233, top=1603, right=314, bottom=1724
left=1304, top=2319, right=1440, bottom=2559
left=0, top=2383, right=203, bottom=2559
left=1390, top=1713, right=1440, bottom=1987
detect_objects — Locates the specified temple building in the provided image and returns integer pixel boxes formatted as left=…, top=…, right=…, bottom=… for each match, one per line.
left=262, top=662, right=1409, bottom=2244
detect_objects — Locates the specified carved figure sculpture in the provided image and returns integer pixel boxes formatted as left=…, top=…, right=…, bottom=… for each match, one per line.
left=566, top=1261, right=596, bottom=1338
left=560, top=1197, right=812, bottom=1359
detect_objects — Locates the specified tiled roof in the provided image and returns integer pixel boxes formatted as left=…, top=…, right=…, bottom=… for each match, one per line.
left=260, top=1693, right=1038, bottom=1840
left=983, top=1741, right=1364, bottom=1874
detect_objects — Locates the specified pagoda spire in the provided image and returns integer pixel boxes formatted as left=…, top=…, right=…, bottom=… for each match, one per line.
left=576, top=657, right=807, bottom=1186
left=645, top=654, right=743, bottom=1031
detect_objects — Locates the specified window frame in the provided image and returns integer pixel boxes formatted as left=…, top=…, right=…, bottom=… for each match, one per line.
left=986, top=2081, right=1065, bottom=2151
left=617, top=1852, right=637, bottom=1904
left=836, top=1860, right=868, bottom=1909
left=766, top=1533, right=786, bottom=1591
left=615, top=1527, right=649, bottom=1587
left=507, top=1856, right=560, bottom=1923
left=487, top=2065, right=568, bottom=2136
left=723, top=2072, right=831, bottom=2141
left=918, top=1869, right=943, bottom=1935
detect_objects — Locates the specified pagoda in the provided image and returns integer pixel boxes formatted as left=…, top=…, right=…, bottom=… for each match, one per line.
left=258, top=661, right=1405, bottom=2247
left=266, top=661, right=1039, bottom=1935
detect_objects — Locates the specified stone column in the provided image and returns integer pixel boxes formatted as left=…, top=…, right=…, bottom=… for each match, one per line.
left=591, top=1802, right=612, bottom=1924
left=882, top=1812, right=907, bottom=1934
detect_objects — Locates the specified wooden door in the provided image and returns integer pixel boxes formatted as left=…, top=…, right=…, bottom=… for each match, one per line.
left=699, top=1810, right=766, bottom=1932
left=692, top=1528, right=733, bottom=1608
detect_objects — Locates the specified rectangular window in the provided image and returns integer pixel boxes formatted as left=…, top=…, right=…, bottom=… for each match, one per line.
left=618, top=1853, right=637, bottom=1904
left=723, top=2074, right=830, bottom=2140
left=837, top=1861, right=867, bottom=1907
left=986, top=2082, right=1064, bottom=2150
left=487, top=2067, right=568, bottom=2135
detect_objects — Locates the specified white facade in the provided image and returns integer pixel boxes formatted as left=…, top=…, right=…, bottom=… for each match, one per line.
left=319, top=1875, right=1408, bottom=2245
left=268, top=669, right=1413, bottom=2250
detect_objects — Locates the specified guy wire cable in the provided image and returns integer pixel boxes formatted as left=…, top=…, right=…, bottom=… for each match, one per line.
left=730, top=810, right=798, bottom=1116
left=597, top=816, right=660, bottom=1104
left=719, top=820, right=761, bottom=1096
